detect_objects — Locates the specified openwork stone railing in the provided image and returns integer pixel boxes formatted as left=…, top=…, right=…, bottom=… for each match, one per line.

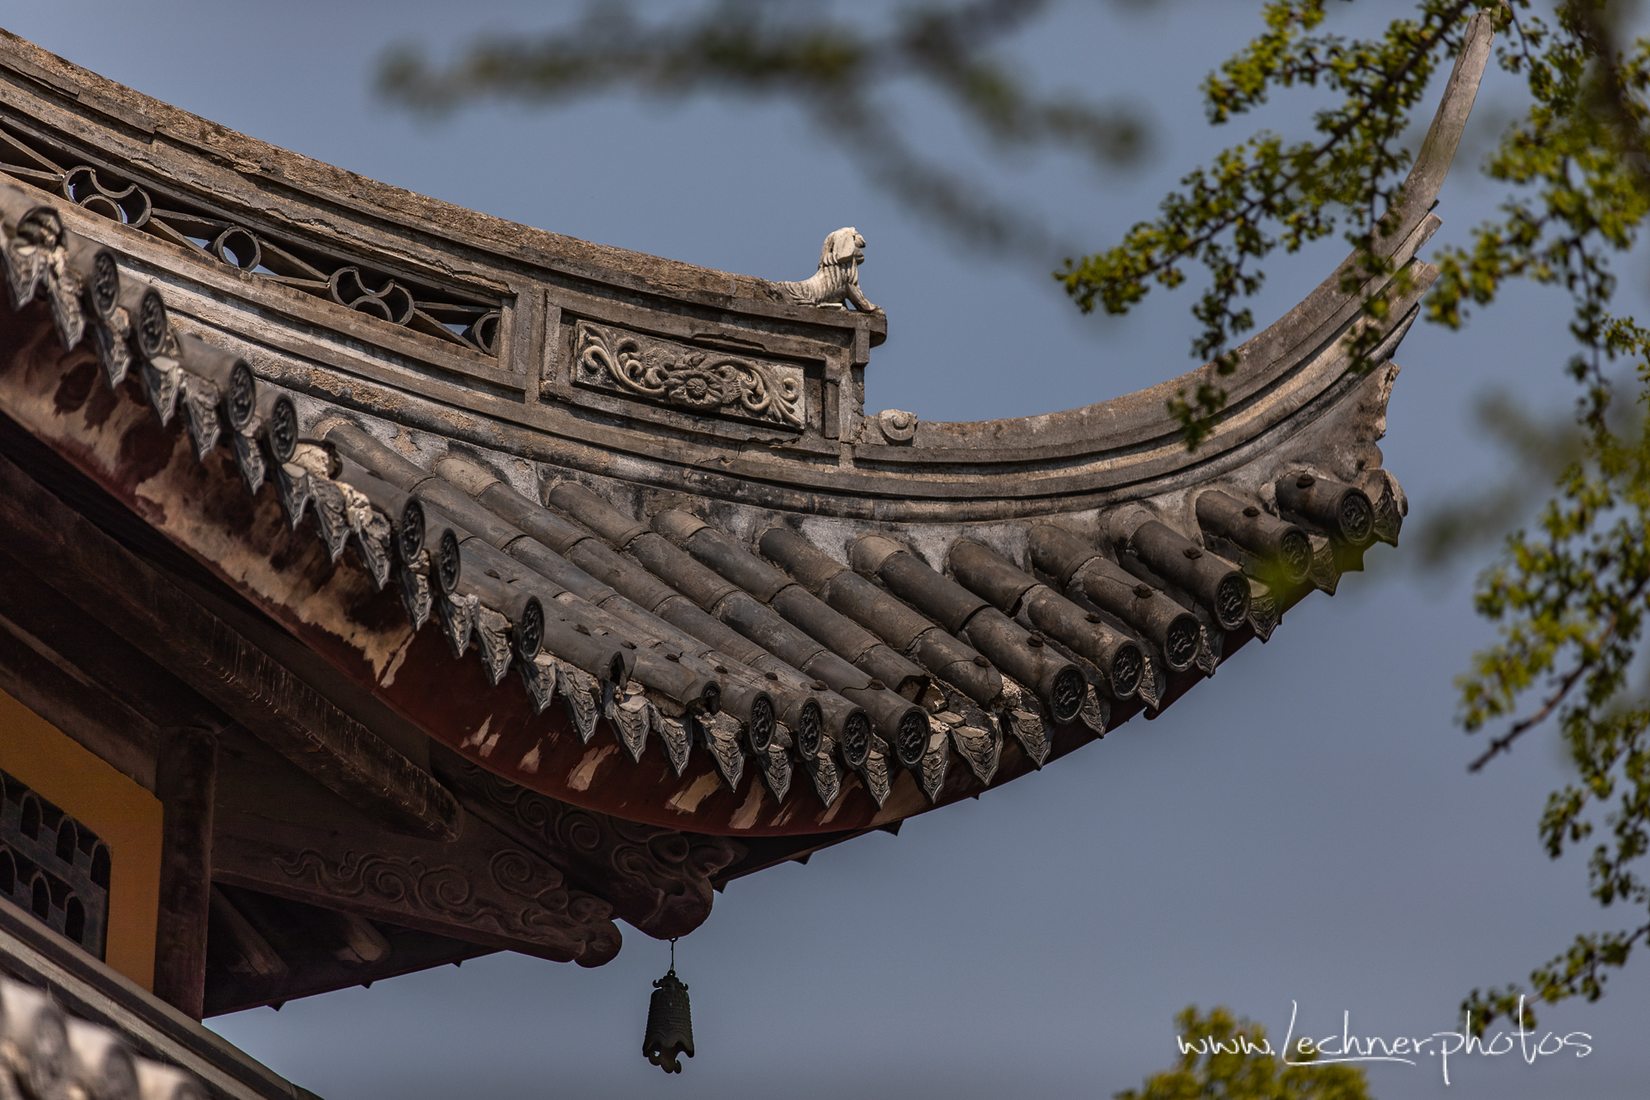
left=0, top=19, right=1483, bottom=522
left=0, top=117, right=502, bottom=355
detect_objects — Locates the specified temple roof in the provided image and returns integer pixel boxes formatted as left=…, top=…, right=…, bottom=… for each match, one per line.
left=0, top=176, right=1413, bottom=834
left=0, top=16, right=1491, bottom=997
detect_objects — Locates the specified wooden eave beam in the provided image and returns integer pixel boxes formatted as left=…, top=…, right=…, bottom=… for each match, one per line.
left=203, top=883, right=494, bottom=1016
left=211, top=808, right=621, bottom=967
left=0, top=611, right=162, bottom=789
left=203, top=894, right=491, bottom=1017
left=432, top=749, right=741, bottom=940
left=207, top=887, right=287, bottom=984
left=0, top=438, right=460, bottom=841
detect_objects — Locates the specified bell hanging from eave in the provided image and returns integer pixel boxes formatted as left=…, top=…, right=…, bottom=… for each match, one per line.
left=643, top=938, right=694, bottom=1074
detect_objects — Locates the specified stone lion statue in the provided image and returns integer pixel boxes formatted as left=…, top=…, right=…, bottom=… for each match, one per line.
left=777, top=227, right=879, bottom=313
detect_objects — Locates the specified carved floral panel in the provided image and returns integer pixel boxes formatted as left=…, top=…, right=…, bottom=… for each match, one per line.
left=572, top=320, right=805, bottom=429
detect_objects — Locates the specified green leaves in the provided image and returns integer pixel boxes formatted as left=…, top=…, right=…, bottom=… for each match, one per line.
left=1060, top=0, right=1470, bottom=446
left=1428, top=3, right=1650, bottom=1032
left=1115, top=1006, right=1372, bottom=1100
left=1065, top=0, right=1650, bottom=1039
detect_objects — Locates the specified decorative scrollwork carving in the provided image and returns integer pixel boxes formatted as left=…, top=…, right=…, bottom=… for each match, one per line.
left=1079, top=683, right=1110, bottom=736
left=654, top=713, right=692, bottom=777
left=917, top=729, right=948, bottom=803
left=997, top=682, right=1051, bottom=768
left=179, top=374, right=222, bottom=461
left=1247, top=579, right=1280, bottom=642
left=608, top=688, right=652, bottom=762
left=473, top=606, right=515, bottom=686
left=945, top=716, right=1000, bottom=786
left=442, top=758, right=741, bottom=938
left=1195, top=623, right=1220, bottom=676
left=697, top=713, right=745, bottom=792
left=558, top=661, right=603, bottom=742
left=269, top=846, right=602, bottom=953
left=573, top=321, right=805, bottom=429
left=1135, top=652, right=1163, bottom=712
left=858, top=737, right=891, bottom=808
left=876, top=408, right=918, bottom=443
left=802, top=746, right=842, bottom=807
left=2, top=206, right=83, bottom=350
left=758, top=743, right=792, bottom=804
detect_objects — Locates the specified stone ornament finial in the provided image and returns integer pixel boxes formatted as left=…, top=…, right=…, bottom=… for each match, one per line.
left=777, top=226, right=879, bottom=313
left=876, top=408, right=918, bottom=443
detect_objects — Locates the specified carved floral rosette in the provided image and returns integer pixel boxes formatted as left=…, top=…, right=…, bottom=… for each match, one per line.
left=573, top=320, right=805, bottom=429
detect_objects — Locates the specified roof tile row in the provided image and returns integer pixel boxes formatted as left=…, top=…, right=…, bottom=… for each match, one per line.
left=1, top=197, right=1401, bottom=819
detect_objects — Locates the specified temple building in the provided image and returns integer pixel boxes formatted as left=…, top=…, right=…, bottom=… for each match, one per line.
left=0, top=17, right=1491, bottom=1098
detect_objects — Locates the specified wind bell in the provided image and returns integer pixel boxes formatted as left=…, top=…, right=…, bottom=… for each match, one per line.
left=642, top=937, right=694, bottom=1074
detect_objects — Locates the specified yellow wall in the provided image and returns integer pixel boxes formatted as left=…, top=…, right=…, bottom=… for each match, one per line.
left=0, top=688, right=161, bottom=989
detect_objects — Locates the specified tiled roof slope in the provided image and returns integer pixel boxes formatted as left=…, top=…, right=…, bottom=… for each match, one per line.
left=1, top=897, right=312, bottom=1098
left=1, top=971, right=211, bottom=1099
left=0, top=186, right=1401, bottom=834
left=0, top=12, right=1493, bottom=839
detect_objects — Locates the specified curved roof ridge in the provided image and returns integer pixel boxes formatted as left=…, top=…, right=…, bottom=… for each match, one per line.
left=896, top=8, right=1495, bottom=442
left=0, top=17, right=1490, bottom=519
left=0, top=28, right=885, bottom=336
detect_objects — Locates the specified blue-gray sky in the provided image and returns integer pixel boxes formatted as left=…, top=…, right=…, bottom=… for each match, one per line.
left=9, top=2, right=1649, bottom=1096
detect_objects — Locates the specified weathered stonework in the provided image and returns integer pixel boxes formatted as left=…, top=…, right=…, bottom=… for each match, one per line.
left=776, top=226, right=878, bottom=313
left=572, top=320, right=805, bottom=429
left=0, top=116, right=505, bottom=357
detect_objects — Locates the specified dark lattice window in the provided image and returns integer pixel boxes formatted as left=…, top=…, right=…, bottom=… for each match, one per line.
left=0, top=769, right=110, bottom=958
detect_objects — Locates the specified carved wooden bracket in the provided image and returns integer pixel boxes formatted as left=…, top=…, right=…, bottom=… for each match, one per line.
left=438, top=755, right=743, bottom=940
left=213, top=813, right=621, bottom=967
